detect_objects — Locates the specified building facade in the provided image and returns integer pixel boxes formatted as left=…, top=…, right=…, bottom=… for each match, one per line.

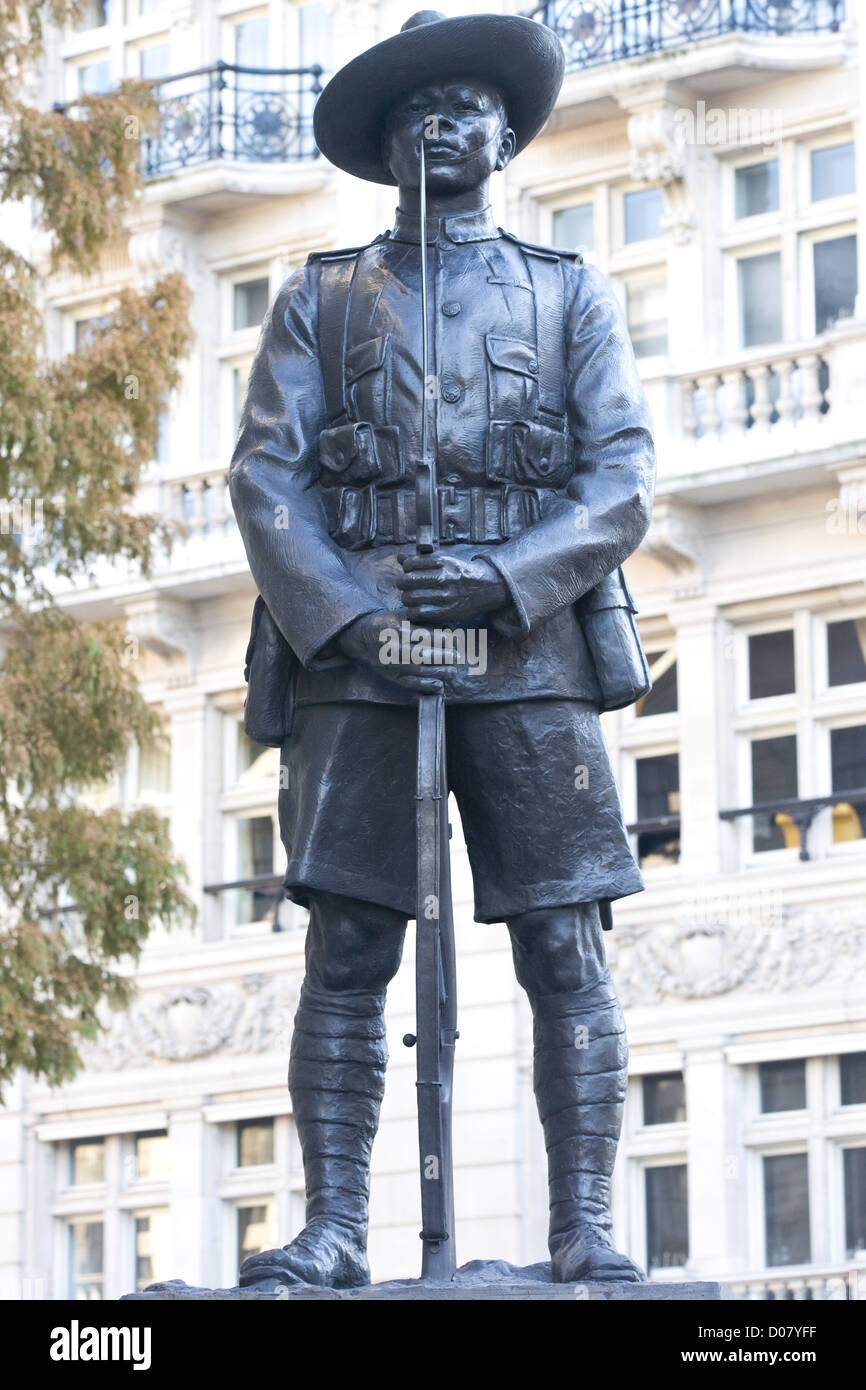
left=1, top=0, right=865, bottom=1300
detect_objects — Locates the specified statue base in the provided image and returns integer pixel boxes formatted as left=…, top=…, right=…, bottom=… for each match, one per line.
left=123, top=1259, right=733, bottom=1301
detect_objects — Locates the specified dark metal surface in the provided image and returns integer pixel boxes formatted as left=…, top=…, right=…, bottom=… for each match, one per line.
left=141, top=62, right=324, bottom=176
left=530, top=0, right=846, bottom=72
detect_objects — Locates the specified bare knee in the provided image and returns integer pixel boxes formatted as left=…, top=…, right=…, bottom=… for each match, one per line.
left=305, top=890, right=407, bottom=993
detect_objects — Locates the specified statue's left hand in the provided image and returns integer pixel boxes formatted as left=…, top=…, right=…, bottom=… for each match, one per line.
left=396, top=552, right=509, bottom=624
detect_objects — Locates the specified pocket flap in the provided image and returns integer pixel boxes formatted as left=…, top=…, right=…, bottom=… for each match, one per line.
left=485, top=335, right=539, bottom=376
left=345, top=333, right=389, bottom=383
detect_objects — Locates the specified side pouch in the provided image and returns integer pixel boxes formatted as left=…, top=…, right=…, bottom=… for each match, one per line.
left=577, top=569, right=651, bottom=713
left=243, top=595, right=298, bottom=746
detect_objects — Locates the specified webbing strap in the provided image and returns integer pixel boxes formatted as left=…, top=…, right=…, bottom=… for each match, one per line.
left=317, top=255, right=358, bottom=425
left=520, top=249, right=566, bottom=424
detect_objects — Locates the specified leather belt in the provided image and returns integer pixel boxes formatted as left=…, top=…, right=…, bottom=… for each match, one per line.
left=322, top=484, right=543, bottom=549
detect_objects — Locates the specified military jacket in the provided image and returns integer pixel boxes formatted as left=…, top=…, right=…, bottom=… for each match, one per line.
left=229, top=205, right=656, bottom=706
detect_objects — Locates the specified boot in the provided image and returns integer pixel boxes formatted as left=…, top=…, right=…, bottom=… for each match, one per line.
left=239, top=981, right=387, bottom=1289
left=532, top=970, right=646, bottom=1283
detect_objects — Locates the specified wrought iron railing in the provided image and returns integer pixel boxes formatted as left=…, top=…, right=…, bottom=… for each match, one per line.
left=531, top=0, right=846, bottom=71
left=719, top=788, right=866, bottom=861
left=143, top=61, right=324, bottom=177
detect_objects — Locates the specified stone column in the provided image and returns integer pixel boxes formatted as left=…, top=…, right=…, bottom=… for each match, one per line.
left=673, top=600, right=727, bottom=878
left=167, top=1106, right=221, bottom=1289
left=683, top=1039, right=737, bottom=1279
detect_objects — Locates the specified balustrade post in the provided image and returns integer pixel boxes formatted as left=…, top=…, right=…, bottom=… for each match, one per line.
left=695, top=373, right=723, bottom=438
left=721, top=369, right=749, bottom=432
left=798, top=353, right=825, bottom=423
left=745, top=363, right=773, bottom=428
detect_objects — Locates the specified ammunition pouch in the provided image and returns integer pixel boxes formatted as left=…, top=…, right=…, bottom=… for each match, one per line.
left=320, top=483, right=543, bottom=550
left=486, top=420, right=573, bottom=488
left=243, top=595, right=298, bottom=747
left=576, top=569, right=651, bottom=713
left=318, top=422, right=404, bottom=487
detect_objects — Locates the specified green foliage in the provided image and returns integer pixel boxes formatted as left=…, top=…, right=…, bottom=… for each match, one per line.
left=0, top=1, right=195, bottom=1094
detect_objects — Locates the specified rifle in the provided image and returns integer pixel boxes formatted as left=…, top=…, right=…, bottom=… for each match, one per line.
left=402, top=136, right=458, bottom=1283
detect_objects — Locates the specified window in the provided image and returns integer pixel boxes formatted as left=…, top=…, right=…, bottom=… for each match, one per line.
left=626, top=274, right=668, bottom=358
left=645, top=1165, right=688, bottom=1270
left=738, top=252, right=782, bottom=347
left=237, top=726, right=271, bottom=777
left=233, top=278, right=270, bottom=332
left=735, top=160, right=779, bottom=219
left=813, top=234, right=857, bottom=333
left=238, top=1120, right=275, bottom=1168
left=74, top=315, right=110, bottom=350
left=748, top=630, right=795, bottom=700
left=830, top=724, right=866, bottom=843
left=231, top=365, right=248, bottom=442
left=624, top=187, right=664, bottom=244
left=844, top=1149, right=866, bottom=1259
left=840, top=1053, right=866, bottom=1106
left=134, top=1209, right=171, bottom=1291
left=828, top=619, right=866, bottom=687
left=137, top=741, right=171, bottom=798
left=811, top=142, right=855, bottom=202
left=553, top=203, right=594, bottom=252
left=137, top=43, right=170, bottom=80
left=232, top=13, right=269, bottom=90
left=237, top=815, right=275, bottom=922
left=134, top=1131, right=171, bottom=1181
left=69, top=1218, right=104, bottom=1300
left=759, top=1059, right=806, bottom=1113
left=74, top=0, right=111, bottom=30
left=71, top=1139, right=105, bottom=1185
left=750, top=735, right=798, bottom=853
left=643, top=1073, right=686, bottom=1126
left=636, top=648, right=677, bottom=717
left=77, top=58, right=111, bottom=95
left=764, top=1154, right=810, bottom=1266
left=635, top=753, right=680, bottom=867
left=238, top=1202, right=278, bottom=1263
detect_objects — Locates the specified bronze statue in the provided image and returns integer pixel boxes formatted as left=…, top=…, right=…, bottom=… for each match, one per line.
left=229, top=10, right=656, bottom=1289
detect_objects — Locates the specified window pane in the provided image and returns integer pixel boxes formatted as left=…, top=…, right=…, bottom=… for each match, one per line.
left=237, top=817, right=275, bottom=922
left=764, top=1154, right=810, bottom=1267
left=69, top=1219, right=104, bottom=1299
left=74, top=0, right=111, bottom=30
left=751, top=735, right=798, bottom=852
left=636, top=649, right=677, bottom=717
left=237, top=724, right=270, bottom=777
left=830, top=724, right=866, bottom=844
left=828, top=619, right=866, bottom=687
left=814, top=234, right=857, bottom=333
left=643, top=1072, right=686, bottom=1125
left=624, top=187, right=664, bottom=243
left=759, top=1059, right=806, bottom=1113
left=739, top=252, right=782, bottom=347
left=844, top=1148, right=866, bottom=1258
left=626, top=275, right=668, bottom=358
left=735, top=160, right=779, bottom=218
left=748, top=630, right=795, bottom=699
left=77, top=59, right=111, bottom=95
left=553, top=203, right=594, bottom=251
left=234, top=16, right=269, bottom=68
left=134, top=1208, right=172, bottom=1290
left=138, top=742, right=171, bottom=797
left=238, top=1201, right=277, bottom=1262
left=233, top=278, right=270, bottom=332
left=138, top=44, right=170, bottom=79
left=238, top=1119, right=275, bottom=1167
left=645, top=1165, right=688, bottom=1270
left=635, top=753, right=680, bottom=868
left=135, top=1131, right=171, bottom=1181
left=841, top=1052, right=866, bottom=1106
left=231, top=366, right=247, bottom=439
left=71, top=1140, right=105, bottom=1185
left=811, top=142, right=855, bottom=202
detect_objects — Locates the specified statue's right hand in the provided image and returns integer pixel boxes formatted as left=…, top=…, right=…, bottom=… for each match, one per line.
left=338, top=611, right=444, bottom=695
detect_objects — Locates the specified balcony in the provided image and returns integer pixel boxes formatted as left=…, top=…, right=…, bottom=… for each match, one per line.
left=143, top=62, right=323, bottom=179
left=532, top=0, right=847, bottom=73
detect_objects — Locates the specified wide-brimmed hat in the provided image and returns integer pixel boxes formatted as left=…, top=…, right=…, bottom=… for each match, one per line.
left=313, top=10, right=565, bottom=186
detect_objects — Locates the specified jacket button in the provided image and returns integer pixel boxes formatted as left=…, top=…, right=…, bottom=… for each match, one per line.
left=442, top=301, right=462, bottom=317
left=441, top=381, right=461, bottom=403
left=528, top=357, right=539, bottom=373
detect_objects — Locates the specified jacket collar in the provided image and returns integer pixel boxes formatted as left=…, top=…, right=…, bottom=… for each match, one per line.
left=389, top=204, right=500, bottom=245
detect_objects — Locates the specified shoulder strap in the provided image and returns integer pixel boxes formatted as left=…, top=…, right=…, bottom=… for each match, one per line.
left=521, top=246, right=567, bottom=426
left=315, top=251, right=360, bottom=425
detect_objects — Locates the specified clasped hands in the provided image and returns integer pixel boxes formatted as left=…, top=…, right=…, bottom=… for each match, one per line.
left=338, top=552, right=509, bottom=693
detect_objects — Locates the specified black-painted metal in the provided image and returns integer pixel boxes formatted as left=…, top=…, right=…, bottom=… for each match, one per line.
left=719, top=786, right=866, bottom=861
left=530, top=0, right=846, bottom=72
left=142, top=62, right=324, bottom=176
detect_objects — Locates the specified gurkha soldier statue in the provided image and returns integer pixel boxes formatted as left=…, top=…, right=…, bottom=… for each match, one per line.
left=229, top=11, right=656, bottom=1291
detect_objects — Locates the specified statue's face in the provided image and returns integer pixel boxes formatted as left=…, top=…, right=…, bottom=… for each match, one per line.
left=383, top=81, right=515, bottom=195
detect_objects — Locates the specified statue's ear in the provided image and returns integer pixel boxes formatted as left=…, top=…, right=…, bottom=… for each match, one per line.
left=495, top=126, right=517, bottom=173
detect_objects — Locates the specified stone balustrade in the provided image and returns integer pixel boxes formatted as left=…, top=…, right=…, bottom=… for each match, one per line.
left=727, top=1264, right=866, bottom=1300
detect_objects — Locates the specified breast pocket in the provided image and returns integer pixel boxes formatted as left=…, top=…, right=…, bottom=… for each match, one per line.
left=345, top=332, right=391, bottom=424
left=485, top=334, right=539, bottom=420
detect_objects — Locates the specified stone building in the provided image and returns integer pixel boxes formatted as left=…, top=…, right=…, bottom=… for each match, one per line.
left=1, top=0, right=864, bottom=1300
